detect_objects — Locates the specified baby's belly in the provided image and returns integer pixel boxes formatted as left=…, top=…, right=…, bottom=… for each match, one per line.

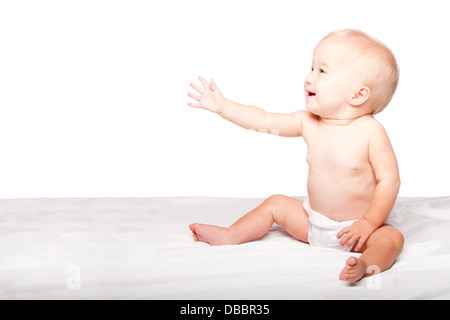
left=306, top=169, right=376, bottom=222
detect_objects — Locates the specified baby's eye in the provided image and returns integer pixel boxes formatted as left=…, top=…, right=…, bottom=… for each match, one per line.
left=311, top=67, right=326, bottom=74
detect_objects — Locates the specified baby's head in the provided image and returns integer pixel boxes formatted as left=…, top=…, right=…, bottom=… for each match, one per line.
left=305, top=29, right=399, bottom=118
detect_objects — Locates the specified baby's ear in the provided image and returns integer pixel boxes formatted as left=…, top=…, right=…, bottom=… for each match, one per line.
left=349, top=87, right=370, bottom=106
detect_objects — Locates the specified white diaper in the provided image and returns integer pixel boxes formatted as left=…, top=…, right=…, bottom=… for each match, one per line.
left=303, top=197, right=402, bottom=251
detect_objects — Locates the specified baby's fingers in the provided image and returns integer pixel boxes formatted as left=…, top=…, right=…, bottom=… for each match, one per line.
left=198, top=76, right=211, bottom=91
left=337, top=227, right=350, bottom=240
left=339, top=232, right=353, bottom=248
left=344, top=234, right=360, bottom=249
left=190, top=82, right=204, bottom=94
left=188, top=91, right=201, bottom=101
left=187, top=101, right=200, bottom=108
left=210, top=78, right=222, bottom=94
left=354, top=239, right=365, bottom=252
left=354, top=234, right=370, bottom=252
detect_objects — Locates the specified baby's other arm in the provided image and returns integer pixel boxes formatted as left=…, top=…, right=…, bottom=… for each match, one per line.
left=363, top=122, right=401, bottom=228
left=188, top=76, right=306, bottom=137
left=337, top=122, right=400, bottom=251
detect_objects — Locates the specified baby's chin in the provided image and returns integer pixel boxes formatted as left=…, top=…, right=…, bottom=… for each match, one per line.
left=305, top=103, right=353, bottom=120
left=305, top=103, right=322, bottom=116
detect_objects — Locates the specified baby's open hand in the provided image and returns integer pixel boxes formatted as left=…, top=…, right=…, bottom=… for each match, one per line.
left=188, top=76, right=226, bottom=114
left=337, top=218, right=376, bottom=252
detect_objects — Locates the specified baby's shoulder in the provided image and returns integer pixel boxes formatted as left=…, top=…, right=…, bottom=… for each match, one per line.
left=358, top=115, right=387, bottom=133
left=356, top=115, right=391, bottom=143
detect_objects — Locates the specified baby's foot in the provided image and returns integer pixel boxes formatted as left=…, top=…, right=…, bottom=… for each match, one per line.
left=189, top=223, right=230, bottom=246
left=339, top=256, right=366, bottom=283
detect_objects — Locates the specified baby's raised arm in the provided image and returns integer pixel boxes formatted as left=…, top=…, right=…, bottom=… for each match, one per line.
left=188, top=76, right=305, bottom=137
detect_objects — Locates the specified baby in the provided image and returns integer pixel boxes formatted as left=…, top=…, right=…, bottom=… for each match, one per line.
left=187, top=29, right=404, bottom=283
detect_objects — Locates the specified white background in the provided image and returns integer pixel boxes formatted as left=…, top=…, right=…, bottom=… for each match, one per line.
left=0, top=0, right=449, bottom=198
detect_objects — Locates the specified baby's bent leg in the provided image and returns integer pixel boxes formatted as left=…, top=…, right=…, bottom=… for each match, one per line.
left=340, top=225, right=404, bottom=283
left=190, top=195, right=310, bottom=245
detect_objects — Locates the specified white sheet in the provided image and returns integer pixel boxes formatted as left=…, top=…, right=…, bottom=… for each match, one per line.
left=1, top=196, right=450, bottom=299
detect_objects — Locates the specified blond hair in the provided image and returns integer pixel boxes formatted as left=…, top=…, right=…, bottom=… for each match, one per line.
left=320, top=29, right=399, bottom=114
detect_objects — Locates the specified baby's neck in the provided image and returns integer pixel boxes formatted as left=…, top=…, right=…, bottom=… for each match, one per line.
left=319, top=114, right=372, bottom=126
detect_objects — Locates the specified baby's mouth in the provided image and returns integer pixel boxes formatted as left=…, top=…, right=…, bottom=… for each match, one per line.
left=308, top=91, right=316, bottom=97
